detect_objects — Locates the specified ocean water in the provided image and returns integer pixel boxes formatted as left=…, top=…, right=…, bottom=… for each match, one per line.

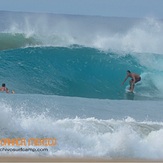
left=0, top=11, right=163, bottom=159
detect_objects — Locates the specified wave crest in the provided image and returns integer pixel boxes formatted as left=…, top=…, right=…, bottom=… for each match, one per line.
left=1, top=12, right=163, bottom=54
left=0, top=33, right=41, bottom=50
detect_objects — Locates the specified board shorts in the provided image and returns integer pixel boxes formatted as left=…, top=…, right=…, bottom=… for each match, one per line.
left=131, top=77, right=141, bottom=83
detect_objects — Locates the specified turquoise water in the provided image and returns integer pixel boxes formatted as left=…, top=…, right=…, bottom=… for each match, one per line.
left=1, top=45, right=163, bottom=100
left=0, top=46, right=144, bottom=99
left=0, top=11, right=163, bottom=159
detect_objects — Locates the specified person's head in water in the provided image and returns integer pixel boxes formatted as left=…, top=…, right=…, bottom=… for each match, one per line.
left=127, top=70, right=131, bottom=75
left=0, top=83, right=9, bottom=93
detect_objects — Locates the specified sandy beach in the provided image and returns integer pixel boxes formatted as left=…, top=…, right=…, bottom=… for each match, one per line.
left=0, top=157, right=162, bottom=163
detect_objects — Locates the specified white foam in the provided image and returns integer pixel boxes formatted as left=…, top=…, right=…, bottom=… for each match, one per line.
left=3, top=14, right=163, bottom=54
left=1, top=105, right=163, bottom=159
left=1, top=95, right=163, bottom=159
left=135, top=72, right=163, bottom=98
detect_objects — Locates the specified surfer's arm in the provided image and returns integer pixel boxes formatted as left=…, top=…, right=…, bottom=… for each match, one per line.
left=6, top=88, right=9, bottom=93
left=122, top=76, right=128, bottom=85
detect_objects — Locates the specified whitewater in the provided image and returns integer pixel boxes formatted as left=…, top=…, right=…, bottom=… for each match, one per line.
left=0, top=11, right=163, bottom=160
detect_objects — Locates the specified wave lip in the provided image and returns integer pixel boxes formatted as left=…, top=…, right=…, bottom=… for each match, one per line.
left=0, top=33, right=41, bottom=50
left=1, top=11, right=163, bottom=54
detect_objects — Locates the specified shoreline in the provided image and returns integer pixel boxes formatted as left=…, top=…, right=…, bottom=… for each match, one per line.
left=0, top=157, right=162, bottom=163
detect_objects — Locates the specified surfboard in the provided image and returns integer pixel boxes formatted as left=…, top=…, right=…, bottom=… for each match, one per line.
left=126, top=89, right=135, bottom=94
left=125, top=85, right=135, bottom=94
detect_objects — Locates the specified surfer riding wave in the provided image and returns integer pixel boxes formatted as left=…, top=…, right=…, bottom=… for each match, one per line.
left=122, top=70, right=141, bottom=92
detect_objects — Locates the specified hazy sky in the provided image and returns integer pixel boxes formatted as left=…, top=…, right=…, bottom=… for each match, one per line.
left=0, top=0, right=163, bottom=18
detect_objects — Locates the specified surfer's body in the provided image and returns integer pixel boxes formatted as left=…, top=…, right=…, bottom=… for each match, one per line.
left=122, top=70, right=141, bottom=92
